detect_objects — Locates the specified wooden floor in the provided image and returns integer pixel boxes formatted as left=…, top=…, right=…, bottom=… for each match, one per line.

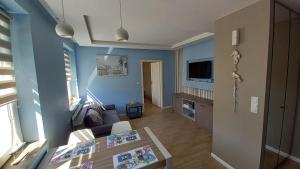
left=263, top=149, right=300, bottom=169
left=278, top=160, right=300, bottom=169
left=124, top=99, right=225, bottom=169
left=123, top=99, right=300, bottom=169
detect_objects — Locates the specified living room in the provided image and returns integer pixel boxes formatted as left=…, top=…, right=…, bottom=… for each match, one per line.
left=1, top=0, right=300, bottom=169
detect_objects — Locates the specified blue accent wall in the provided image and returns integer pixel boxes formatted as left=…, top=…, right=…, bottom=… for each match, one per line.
left=182, top=38, right=215, bottom=90
left=19, top=0, right=70, bottom=148
left=11, top=13, right=42, bottom=142
left=76, top=46, right=175, bottom=112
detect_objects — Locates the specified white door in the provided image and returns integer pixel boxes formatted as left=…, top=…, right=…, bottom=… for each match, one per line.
left=151, top=62, right=162, bottom=107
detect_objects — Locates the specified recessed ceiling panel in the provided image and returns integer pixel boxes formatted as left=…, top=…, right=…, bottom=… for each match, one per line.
left=44, top=0, right=259, bottom=47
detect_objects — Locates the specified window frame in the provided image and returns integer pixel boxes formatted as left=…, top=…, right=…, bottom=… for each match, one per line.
left=0, top=10, right=25, bottom=168
left=64, top=51, right=80, bottom=110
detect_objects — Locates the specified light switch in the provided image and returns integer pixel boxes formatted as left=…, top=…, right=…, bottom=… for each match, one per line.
left=251, top=96, right=258, bottom=114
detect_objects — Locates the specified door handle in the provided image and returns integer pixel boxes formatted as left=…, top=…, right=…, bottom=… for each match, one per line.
left=280, top=105, right=287, bottom=109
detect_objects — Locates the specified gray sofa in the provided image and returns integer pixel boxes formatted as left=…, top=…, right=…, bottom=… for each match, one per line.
left=71, top=101, right=120, bottom=137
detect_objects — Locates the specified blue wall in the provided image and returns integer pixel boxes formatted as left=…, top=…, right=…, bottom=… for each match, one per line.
left=11, top=13, right=42, bottom=142
left=182, top=38, right=214, bottom=90
left=76, top=46, right=175, bottom=112
left=19, top=0, right=70, bottom=148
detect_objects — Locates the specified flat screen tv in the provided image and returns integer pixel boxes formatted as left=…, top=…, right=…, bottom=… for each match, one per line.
left=188, top=60, right=213, bottom=81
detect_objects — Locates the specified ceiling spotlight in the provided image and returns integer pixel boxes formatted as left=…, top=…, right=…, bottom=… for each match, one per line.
left=55, top=0, right=74, bottom=38
left=115, top=0, right=129, bottom=41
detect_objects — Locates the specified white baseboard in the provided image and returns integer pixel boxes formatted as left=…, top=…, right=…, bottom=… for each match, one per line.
left=211, top=153, right=235, bottom=169
left=265, top=145, right=289, bottom=158
left=265, top=145, right=300, bottom=163
left=289, top=155, right=300, bottom=164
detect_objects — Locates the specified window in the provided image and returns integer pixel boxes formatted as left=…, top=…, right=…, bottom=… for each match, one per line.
left=64, top=52, right=79, bottom=108
left=0, top=12, right=24, bottom=167
left=64, top=52, right=72, bottom=106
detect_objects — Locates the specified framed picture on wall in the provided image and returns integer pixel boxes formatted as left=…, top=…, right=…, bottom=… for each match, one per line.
left=96, top=55, right=128, bottom=76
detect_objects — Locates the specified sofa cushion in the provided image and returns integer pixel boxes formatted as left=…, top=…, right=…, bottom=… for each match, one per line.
left=102, top=104, right=115, bottom=110
left=84, top=101, right=92, bottom=107
left=84, top=109, right=103, bottom=128
left=72, top=106, right=89, bottom=130
left=88, top=102, right=103, bottom=116
left=91, top=124, right=113, bottom=138
left=102, top=110, right=120, bottom=124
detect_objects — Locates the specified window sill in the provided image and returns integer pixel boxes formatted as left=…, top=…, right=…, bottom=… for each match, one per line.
left=69, top=98, right=81, bottom=111
left=2, top=140, right=47, bottom=169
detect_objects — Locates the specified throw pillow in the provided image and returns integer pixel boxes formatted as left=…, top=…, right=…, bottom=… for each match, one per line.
left=84, top=109, right=103, bottom=128
left=89, top=102, right=103, bottom=116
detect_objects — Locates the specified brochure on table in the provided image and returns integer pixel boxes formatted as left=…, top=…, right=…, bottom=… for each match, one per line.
left=113, top=145, right=158, bottom=169
left=107, top=130, right=141, bottom=148
left=69, top=161, right=93, bottom=169
left=49, top=140, right=96, bottom=165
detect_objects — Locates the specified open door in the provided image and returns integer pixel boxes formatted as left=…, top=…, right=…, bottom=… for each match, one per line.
left=150, top=62, right=162, bottom=108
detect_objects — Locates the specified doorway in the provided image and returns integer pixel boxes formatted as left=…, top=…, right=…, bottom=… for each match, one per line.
left=141, top=60, right=163, bottom=108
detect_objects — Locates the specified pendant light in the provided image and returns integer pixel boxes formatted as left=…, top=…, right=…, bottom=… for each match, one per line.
left=55, top=0, right=74, bottom=38
left=115, top=0, right=129, bottom=41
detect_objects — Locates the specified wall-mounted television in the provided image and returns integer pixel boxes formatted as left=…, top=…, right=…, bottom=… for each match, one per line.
left=187, top=60, right=213, bottom=82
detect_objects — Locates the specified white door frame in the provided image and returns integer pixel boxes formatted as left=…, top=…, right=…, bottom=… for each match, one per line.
left=140, top=60, right=163, bottom=108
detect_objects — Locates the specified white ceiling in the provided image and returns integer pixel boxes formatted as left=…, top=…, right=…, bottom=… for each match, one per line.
left=42, top=0, right=259, bottom=49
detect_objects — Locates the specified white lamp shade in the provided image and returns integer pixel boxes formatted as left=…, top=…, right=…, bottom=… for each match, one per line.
left=115, top=27, right=129, bottom=41
left=55, top=22, right=74, bottom=38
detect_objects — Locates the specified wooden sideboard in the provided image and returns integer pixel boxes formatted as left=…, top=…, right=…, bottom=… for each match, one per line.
left=173, top=93, right=213, bottom=131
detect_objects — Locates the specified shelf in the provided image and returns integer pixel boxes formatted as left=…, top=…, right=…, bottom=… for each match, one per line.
left=182, top=113, right=195, bottom=121
left=174, top=93, right=213, bottom=105
left=183, top=105, right=195, bottom=112
left=173, top=93, right=213, bottom=131
left=182, top=105, right=195, bottom=121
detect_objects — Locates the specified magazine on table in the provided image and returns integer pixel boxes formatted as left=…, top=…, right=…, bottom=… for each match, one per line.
left=73, top=140, right=96, bottom=158
left=49, top=145, right=75, bottom=165
left=49, top=140, right=96, bottom=165
left=69, top=161, right=93, bottom=169
left=107, top=130, right=141, bottom=148
left=112, top=145, right=158, bottom=169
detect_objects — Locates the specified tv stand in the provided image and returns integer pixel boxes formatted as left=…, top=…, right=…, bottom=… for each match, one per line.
left=173, top=93, right=213, bottom=131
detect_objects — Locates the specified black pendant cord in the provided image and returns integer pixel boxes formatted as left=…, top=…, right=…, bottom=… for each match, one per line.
left=119, top=0, right=123, bottom=28
left=61, top=0, right=65, bottom=22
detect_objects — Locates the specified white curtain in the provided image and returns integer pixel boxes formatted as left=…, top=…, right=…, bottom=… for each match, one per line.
left=175, top=48, right=183, bottom=93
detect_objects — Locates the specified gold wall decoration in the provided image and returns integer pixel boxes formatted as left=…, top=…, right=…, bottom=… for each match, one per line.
left=232, top=49, right=242, bottom=112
